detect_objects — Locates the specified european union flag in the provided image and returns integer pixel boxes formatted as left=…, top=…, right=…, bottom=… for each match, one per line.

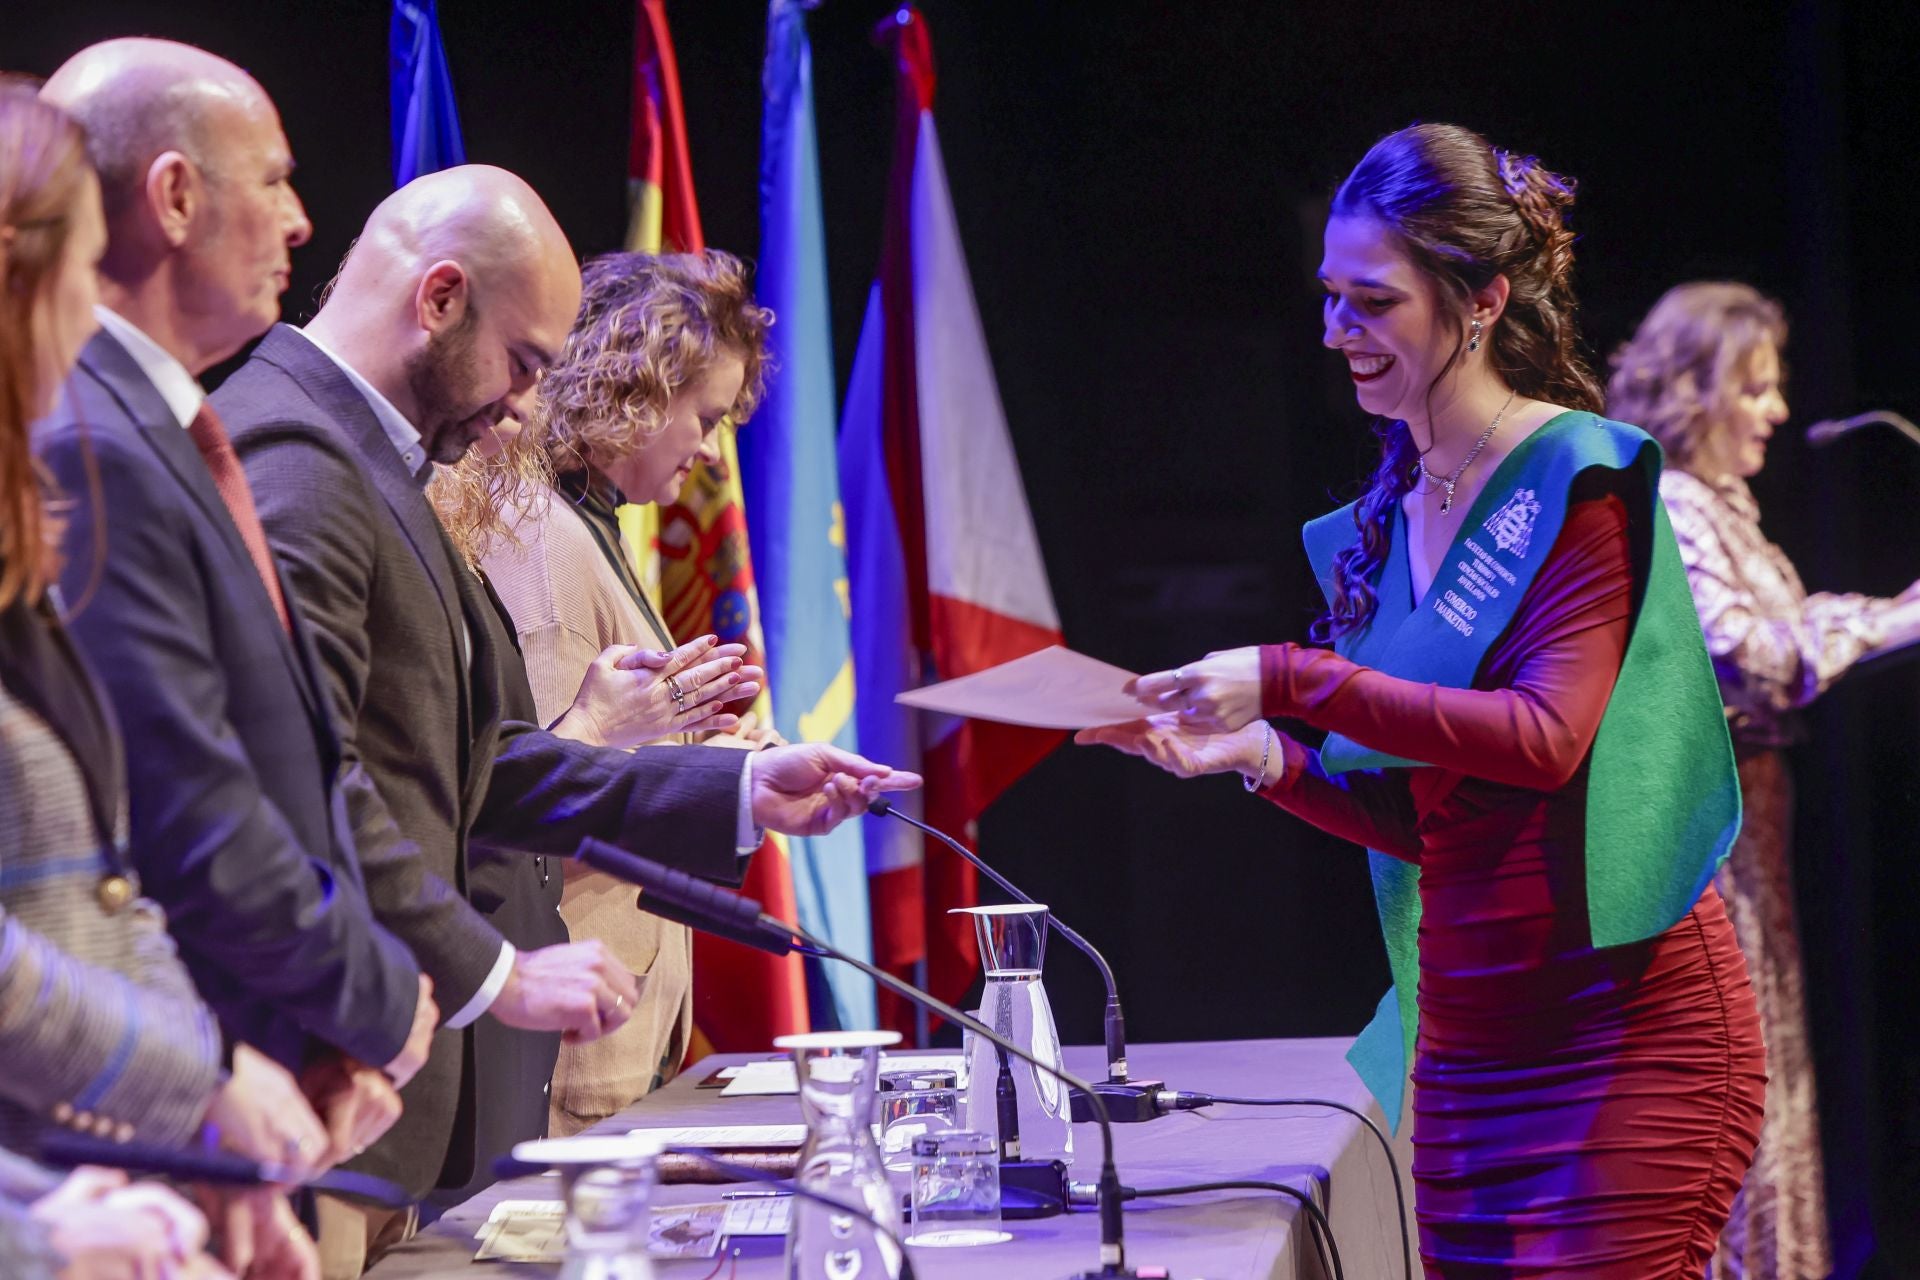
left=391, top=0, right=465, bottom=187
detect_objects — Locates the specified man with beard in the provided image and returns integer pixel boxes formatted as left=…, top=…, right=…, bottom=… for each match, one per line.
left=213, top=165, right=917, bottom=1276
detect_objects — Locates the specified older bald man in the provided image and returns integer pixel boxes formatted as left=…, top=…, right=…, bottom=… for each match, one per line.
left=36, top=35, right=438, bottom=1158
left=216, top=165, right=916, bottom=1273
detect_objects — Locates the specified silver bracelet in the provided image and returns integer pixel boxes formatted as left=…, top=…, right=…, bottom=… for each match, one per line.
left=1243, top=722, right=1274, bottom=792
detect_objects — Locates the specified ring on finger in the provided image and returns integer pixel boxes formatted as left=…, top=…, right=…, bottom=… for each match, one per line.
left=666, top=674, right=687, bottom=707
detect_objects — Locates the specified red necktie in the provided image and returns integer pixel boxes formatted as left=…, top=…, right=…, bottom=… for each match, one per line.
left=186, top=402, right=291, bottom=634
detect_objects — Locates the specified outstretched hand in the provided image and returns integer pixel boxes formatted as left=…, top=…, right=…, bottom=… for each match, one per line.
left=749, top=744, right=923, bottom=837
left=1127, top=646, right=1263, bottom=733
left=1076, top=715, right=1277, bottom=785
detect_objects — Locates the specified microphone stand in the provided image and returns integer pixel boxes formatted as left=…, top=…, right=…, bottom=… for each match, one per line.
left=782, top=919, right=1139, bottom=1279
left=572, top=837, right=1155, bottom=1280
left=867, top=799, right=1166, bottom=1124
left=1805, top=409, right=1920, bottom=449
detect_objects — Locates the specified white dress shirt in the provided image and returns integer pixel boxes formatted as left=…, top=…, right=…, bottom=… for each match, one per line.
left=92, top=307, right=203, bottom=429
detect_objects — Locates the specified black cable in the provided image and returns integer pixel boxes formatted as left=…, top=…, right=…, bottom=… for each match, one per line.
left=1123, top=1180, right=1343, bottom=1280
left=1178, top=1092, right=1409, bottom=1280
left=662, top=1147, right=917, bottom=1280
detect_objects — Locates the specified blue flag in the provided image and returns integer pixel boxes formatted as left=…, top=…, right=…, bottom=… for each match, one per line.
left=743, top=0, right=874, bottom=1028
left=390, top=0, right=465, bottom=187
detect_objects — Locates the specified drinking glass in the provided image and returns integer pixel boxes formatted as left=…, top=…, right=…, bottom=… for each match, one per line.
left=908, top=1130, right=1010, bottom=1247
left=877, top=1085, right=959, bottom=1172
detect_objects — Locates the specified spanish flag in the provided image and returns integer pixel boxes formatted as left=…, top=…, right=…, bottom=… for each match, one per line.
left=621, top=0, right=809, bottom=1051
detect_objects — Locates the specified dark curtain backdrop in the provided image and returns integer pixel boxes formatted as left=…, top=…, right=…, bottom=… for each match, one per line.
left=14, top=2, right=1918, bottom=1273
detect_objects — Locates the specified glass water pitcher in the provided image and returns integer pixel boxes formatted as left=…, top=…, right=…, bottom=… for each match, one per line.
left=952, top=904, right=1073, bottom=1166
left=779, top=1030, right=907, bottom=1280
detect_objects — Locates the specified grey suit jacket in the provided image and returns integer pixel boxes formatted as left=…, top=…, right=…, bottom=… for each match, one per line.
left=214, top=324, right=749, bottom=1197
left=0, top=606, right=222, bottom=1156
left=36, top=330, right=420, bottom=1072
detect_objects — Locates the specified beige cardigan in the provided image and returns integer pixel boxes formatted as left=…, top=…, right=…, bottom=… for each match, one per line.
left=482, top=481, right=693, bottom=1137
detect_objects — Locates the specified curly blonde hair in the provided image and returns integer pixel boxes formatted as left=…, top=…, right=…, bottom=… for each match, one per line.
left=1607, top=282, right=1786, bottom=473
left=433, top=249, right=772, bottom=564
left=534, top=249, right=772, bottom=476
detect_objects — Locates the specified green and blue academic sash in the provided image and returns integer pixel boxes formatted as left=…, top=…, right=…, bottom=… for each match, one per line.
left=1300, top=412, right=1740, bottom=1129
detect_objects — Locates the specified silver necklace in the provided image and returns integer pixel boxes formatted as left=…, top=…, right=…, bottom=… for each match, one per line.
left=1415, top=390, right=1517, bottom=516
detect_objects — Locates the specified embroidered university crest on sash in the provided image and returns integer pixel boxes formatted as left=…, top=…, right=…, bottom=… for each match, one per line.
left=1484, top=488, right=1543, bottom=558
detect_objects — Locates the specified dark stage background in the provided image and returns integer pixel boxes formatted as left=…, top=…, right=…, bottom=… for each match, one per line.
left=14, top=2, right=1919, bottom=1273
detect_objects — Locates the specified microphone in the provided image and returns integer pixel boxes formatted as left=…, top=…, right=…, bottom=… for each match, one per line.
left=572, top=837, right=1153, bottom=1280
left=1805, top=409, right=1920, bottom=449
left=35, top=1132, right=413, bottom=1208
left=573, top=838, right=798, bottom=956
left=866, top=799, right=1165, bottom=1125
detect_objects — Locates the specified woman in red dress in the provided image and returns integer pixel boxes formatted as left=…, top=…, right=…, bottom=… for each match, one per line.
left=1081, top=123, right=1766, bottom=1278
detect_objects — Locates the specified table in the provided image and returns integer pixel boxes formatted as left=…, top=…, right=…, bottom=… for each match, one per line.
left=367, top=1037, right=1415, bottom=1280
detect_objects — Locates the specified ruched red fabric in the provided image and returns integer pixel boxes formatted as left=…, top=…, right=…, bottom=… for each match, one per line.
left=1259, top=492, right=1766, bottom=1278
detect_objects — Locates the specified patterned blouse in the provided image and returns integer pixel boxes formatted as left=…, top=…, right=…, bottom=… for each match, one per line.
left=1660, top=467, right=1897, bottom=749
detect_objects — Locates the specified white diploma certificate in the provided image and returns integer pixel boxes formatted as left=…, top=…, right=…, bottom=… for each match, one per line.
left=894, top=645, right=1148, bottom=730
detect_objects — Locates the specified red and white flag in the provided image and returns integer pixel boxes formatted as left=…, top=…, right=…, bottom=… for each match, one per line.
left=842, top=6, right=1064, bottom=1023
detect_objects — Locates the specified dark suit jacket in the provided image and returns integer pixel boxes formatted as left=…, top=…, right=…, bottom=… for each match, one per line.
left=432, top=572, right=567, bottom=1211
left=34, top=330, right=419, bottom=1072
left=214, top=324, right=749, bottom=1197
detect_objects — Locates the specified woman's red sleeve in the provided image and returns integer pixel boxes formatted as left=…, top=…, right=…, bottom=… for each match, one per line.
left=1255, top=734, right=1424, bottom=860
left=1260, top=493, right=1635, bottom=792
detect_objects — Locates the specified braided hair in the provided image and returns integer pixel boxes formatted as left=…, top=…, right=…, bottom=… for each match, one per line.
left=1314, top=123, right=1603, bottom=642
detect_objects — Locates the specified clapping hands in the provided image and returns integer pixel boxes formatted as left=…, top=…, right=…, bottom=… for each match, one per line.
left=552, top=635, right=764, bottom=748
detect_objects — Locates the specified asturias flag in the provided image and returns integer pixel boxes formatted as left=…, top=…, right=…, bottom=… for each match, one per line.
left=745, top=0, right=875, bottom=1029
left=842, top=7, right=1066, bottom=1024
left=390, top=0, right=465, bottom=186
left=624, top=0, right=810, bottom=1051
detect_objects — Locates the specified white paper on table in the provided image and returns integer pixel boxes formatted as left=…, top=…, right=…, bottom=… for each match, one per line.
left=893, top=645, right=1147, bottom=730
left=717, top=1052, right=968, bottom=1098
left=721, top=1196, right=794, bottom=1236
left=648, top=1203, right=725, bottom=1259
left=719, top=1060, right=799, bottom=1096
left=629, top=1123, right=806, bottom=1148
left=878, top=1052, right=966, bottom=1078
left=473, top=1201, right=564, bottom=1263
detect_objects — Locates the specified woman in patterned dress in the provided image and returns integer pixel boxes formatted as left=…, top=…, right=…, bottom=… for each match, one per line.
left=1610, top=282, right=1920, bottom=1279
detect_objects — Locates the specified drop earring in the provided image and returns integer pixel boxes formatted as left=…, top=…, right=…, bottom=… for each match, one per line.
left=1467, top=319, right=1484, bottom=353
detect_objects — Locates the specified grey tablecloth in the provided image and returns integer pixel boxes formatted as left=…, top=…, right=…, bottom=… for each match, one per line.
left=365, top=1037, right=1414, bottom=1280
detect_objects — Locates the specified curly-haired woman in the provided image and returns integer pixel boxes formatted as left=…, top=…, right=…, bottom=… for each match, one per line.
left=433, top=249, right=772, bottom=1136
left=1078, top=124, right=1767, bottom=1276
left=1610, top=282, right=1920, bottom=1279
